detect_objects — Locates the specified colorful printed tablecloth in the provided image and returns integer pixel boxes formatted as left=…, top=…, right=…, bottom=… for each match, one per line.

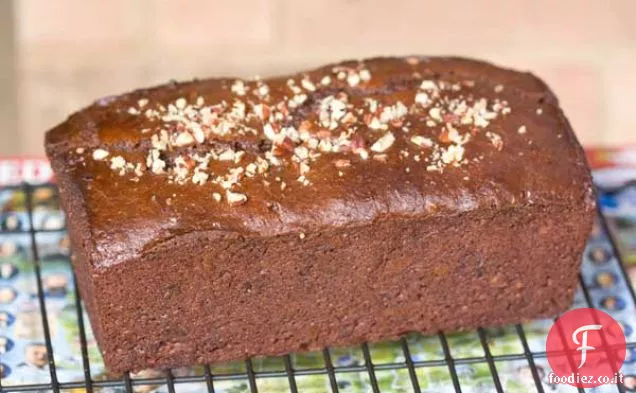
left=0, top=150, right=635, bottom=393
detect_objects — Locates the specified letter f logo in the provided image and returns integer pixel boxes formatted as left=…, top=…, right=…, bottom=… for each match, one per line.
left=572, top=324, right=602, bottom=368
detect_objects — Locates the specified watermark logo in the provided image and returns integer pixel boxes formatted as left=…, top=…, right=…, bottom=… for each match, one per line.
left=572, top=324, right=602, bottom=368
left=546, top=308, right=626, bottom=388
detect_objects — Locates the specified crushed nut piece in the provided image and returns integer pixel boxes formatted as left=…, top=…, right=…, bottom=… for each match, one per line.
left=441, top=144, right=465, bottom=165
left=370, top=132, right=395, bottom=153
left=301, top=78, right=316, bottom=91
left=174, top=132, right=195, bottom=147
left=420, top=80, right=438, bottom=91
left=92, top=149, right=109, bottom=160
left=486, top=131, right=504, bottom=151
left=429, top=107, right=442, bottom=121
left=175, top=97, right=187, bottom=109
left=231, top=80, right=246, bottom=95
left=192, top=171, right=209, bottom=185
left=415, top=91, right=430, bottom=106
left=410, top=135, right=434, bottom=148
left=226, top=191, right=247, bottom=205
left=347, top=73, right=360, bottom=87
left=110, top=156, right=126, bottom=171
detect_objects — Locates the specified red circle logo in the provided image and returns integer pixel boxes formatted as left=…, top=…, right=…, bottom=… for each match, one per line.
left=546, top=308, right=626, bottom=388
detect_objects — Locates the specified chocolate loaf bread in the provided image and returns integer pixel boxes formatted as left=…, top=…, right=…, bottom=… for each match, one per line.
left=45, top=56, right=595, bottom=372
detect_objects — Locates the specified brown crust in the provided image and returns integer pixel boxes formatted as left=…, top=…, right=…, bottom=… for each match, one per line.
left=45, top=56, right=595, bottom=372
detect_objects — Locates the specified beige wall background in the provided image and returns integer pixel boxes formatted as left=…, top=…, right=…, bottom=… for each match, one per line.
left=1, top=0, right=635, bottom=156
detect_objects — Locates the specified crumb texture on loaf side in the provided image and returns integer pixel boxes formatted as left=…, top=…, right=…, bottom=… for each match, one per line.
left=93, top=206, right=590, bottom=372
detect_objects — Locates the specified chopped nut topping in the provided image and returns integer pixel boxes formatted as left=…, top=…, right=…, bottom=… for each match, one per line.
left=218, top=149, right=236, bottom=161
left=231, top=80, right=247, bottom=96
left=373, top=154, right=388, bottom=162
left=175, top=97, right=187, bottom=109
left=256, top=84, right=270, bottom=97
left=367, top=116, right=383, bottom=130
left=289, top=93, right=307, bottom=108
left=486, top=131, right=504, bottom=150
left=147, top=150, right=166, bottom=174
left=319, top=95, right=347, bottom=130
left=110, top=156, right=126, bottom=171
left=379, top=101, right=408, bottom=124
left=441, top=144, right=465, bottom=165
left=192, top=170, right=209, bottom=185
left=92, top=149, right=110, bottom=160
left=226, top=191, right=247, bottom=205
left=253, top=103, right=270, bottom=120
left=347, top=73, right=360, bottom=87
left=95, top=61, right=521, bottom=205
left=365, top=98, right=378, bottom=113
left=299, top=162, right=310, bottom=176
left=174, top=132, right=195, bottom=147
left=410, top=135, right=434, bottom=148
left=415, top=91, right=430, bottom=106
left=370, top=132, right=395, bottom=153
left=359, top=69, right=371, bottom=82
left=134, top=163, right=144, bottom=177
left=420, top=80, right=438, bottom=91
left=429, top=107, right=442, bottom=122
left=301, top=78, right=316, bottom=91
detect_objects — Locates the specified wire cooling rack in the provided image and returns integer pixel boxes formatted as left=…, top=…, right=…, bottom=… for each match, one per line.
left=0, top=182, right=635, bottom=393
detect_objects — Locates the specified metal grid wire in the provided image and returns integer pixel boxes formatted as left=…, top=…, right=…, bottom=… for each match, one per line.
left=1, top=182, right=635, bottom=393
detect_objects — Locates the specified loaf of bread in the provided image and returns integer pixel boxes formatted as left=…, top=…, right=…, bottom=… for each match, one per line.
left=45, top=56, right=595, bottom=372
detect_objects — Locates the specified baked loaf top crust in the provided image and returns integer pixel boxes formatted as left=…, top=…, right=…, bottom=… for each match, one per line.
left=45, top=56, right=594, bottom=267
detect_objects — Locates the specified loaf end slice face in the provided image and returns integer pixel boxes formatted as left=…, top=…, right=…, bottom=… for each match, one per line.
left=45, top=56, right=595, bottom=372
